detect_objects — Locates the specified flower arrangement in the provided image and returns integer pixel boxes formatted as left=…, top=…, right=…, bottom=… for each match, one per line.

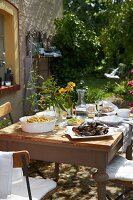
left=27, top=71, right=76, bottom=114
left=39, top=77, right=76, bottom=111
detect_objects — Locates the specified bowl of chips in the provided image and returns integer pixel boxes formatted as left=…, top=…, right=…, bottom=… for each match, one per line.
left=19, top=115, right=56, bottom=133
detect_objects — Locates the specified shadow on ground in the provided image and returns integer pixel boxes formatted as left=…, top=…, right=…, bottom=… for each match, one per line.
left=29, top=159, right=133, bottom=200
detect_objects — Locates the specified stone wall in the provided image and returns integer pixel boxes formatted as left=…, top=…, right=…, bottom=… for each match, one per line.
left=0, top=0, right=63, bottom=121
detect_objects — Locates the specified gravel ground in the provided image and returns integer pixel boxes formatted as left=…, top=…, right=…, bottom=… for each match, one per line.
left=29, top=158, right=133, bottom=200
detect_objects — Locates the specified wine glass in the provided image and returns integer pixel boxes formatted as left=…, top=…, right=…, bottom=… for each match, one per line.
left=95, top=100, right=103, bottom=118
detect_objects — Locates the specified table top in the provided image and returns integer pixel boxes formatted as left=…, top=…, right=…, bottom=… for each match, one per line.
left=0, top=121, right=126, bottom=200
left=0, top=122, right=122, bottom=152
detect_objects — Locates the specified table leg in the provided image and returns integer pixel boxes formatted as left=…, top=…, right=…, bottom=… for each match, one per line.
left=54, top=162, right=60, bottom=182
left=126, top=141, right=132, bottom=160
left=93, top=168, right=109, bottom=200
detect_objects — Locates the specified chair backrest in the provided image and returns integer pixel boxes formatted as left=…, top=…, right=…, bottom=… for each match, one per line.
left=13, top=150, right=32, bottom=200
left=0, top=102, right=13, bottom=123
left=13, top=150, right=30, bottom=168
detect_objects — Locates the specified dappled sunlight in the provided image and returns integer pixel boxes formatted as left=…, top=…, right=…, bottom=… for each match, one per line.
left=29, top=161, right=133, bottom=200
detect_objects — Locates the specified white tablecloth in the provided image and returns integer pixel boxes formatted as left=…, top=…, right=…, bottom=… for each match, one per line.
left=116, top=120, right=133, bottom=152
left=94, top=116, right=133, bottom=152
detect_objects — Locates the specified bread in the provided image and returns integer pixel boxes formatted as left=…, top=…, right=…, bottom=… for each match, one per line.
left=101, top=106, right=114, bottom=113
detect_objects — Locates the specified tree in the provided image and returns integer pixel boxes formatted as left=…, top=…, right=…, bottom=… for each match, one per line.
left=100, top=0, right=133, bottom=72
left=51, top=0, right=133, bottom=83
left=51, top=13, right=101, bottom=85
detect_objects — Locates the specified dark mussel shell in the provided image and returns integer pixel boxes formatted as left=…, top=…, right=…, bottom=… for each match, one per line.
left=72, top=121, right=109, bottom=137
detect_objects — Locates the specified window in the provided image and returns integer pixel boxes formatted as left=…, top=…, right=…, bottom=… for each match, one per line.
left=0, top=15, right=4, bottom=61
left=0, top=0, right=20, bottom=84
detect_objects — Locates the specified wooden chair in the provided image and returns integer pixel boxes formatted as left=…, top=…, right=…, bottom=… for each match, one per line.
left=0, top=102, right=60, bottom=182
left=0, top=102, right=13, bottom=124
left=106, top=155, right=133, bottom=200
left=0, top=150, right=57, bottom=200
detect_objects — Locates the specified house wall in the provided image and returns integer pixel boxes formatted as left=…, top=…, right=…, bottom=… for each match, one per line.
left=0, top=0, right=63, bottom=121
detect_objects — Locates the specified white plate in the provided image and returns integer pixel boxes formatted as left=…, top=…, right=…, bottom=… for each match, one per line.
left=65, top=126, right=117, bottom=140
left=98, top=115, right=123, bottom=126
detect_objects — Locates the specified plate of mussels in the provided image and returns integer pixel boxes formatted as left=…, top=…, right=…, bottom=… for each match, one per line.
left=66, top=121, right=116, bottom=139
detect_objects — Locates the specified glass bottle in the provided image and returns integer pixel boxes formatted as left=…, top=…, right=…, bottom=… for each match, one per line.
left=0, top=60, right=5, bottom=86
left=75, top=89, right=87, bottom=119
left=5, top=67, right=12, bottom=86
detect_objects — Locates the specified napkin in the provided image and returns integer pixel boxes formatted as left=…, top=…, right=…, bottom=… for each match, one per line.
left=114, top=120, right=133, bottom=152
left=0, top=151, right=13, bottom=198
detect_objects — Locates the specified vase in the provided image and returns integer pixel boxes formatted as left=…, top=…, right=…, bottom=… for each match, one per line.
left=55, top=107, right=65, bottom=125
left=66, top=105, right=73, bottom=119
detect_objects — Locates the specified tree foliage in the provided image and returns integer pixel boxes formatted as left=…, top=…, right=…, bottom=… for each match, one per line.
left=51, top=0, right=133, bottom=84
left=51, top=13, right=101, bottom=85
left=100, top=0, right=133, bottom=69
left=64, top=0, right=109, bottom=34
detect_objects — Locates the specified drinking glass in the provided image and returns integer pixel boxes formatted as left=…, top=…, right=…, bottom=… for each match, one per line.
left=95, top=100, right=103, bottom=118
left=86, top=104, right=96, bottom=118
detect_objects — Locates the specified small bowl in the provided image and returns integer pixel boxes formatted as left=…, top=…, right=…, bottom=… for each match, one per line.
left=19, top=115, right=56, bottom=133
left=117, top=108, right=130, bottom=118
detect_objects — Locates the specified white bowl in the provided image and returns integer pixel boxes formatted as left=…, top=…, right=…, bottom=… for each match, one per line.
left=19, top=115, right=56, bottom=133
left=117, top=108, right=130, bottom=118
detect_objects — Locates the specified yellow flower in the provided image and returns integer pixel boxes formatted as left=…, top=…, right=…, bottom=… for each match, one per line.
left=65, top=86, right=74, bottom=92
left=59, top=88, right=66, bottom=94
left=65, top=82, right=76, bottom=92
left=67, top=82, right=76, bottom=88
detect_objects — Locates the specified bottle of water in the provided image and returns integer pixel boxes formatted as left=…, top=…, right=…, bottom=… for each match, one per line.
left=75, top=89, right=87, bottom=119
left=75, top=79, right=87, bottom=119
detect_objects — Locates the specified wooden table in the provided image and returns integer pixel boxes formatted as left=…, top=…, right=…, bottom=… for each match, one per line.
left=0, top=122, right=123, bottom=200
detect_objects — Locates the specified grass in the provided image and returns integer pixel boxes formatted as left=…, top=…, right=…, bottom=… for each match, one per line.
left=84, top=76, right=127, bottom=104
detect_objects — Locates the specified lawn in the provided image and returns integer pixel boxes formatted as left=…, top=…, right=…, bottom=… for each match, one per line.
left=84, top=76, right=128, bottom=108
